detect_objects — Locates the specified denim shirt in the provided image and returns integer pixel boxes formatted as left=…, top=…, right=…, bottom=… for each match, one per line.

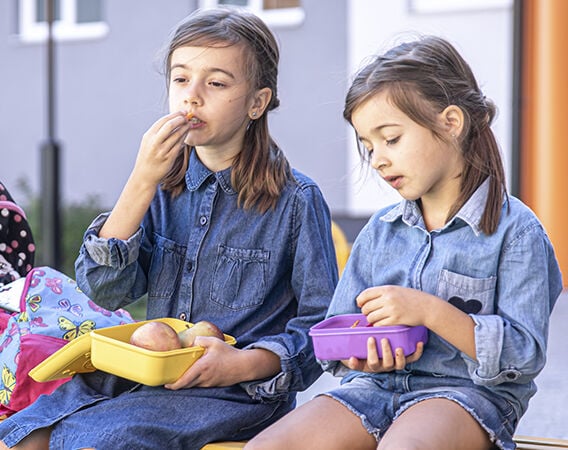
left=75, top=150, right=338, bottom=401
left=323, top=179, right=563, bottom=417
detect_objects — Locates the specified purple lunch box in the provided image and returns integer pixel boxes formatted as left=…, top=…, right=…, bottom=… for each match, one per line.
left=309, top=314, right=428, bottom=360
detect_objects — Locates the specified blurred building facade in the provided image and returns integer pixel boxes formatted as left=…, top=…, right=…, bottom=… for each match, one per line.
left=1, top=0, right=565, bottom=278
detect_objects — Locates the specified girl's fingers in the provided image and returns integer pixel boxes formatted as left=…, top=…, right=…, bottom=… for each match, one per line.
left=393, top=347, right=407, bottom=370
left=379, top=338, right=394, bottom=368
left=161, top=123, right=190, bottom=153
left=406, top=341, right=424, bottom=363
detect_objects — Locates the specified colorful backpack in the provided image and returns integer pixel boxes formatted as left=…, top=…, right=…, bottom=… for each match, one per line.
left=0, top=267, right=134, bottom=418
left=0, top=181, right=35, bottom=286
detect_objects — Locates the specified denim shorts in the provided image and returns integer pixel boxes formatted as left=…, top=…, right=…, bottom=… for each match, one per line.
left=321, top=372, right=517, bottom=450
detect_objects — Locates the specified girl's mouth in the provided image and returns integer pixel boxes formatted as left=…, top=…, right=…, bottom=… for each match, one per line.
left=186, top=113, right=204, bottom=128
left=384, top=175, right=403, bottom=189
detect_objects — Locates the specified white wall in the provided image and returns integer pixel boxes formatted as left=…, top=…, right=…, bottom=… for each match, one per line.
left=346, top=0, right=514, bottom=216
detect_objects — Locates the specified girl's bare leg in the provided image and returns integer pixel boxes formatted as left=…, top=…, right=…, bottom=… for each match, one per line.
left=378, top=398, right=492, bottom=450
left=0, top=428, right=51, bottom=450
left=244, top=395, right=376, bottom=450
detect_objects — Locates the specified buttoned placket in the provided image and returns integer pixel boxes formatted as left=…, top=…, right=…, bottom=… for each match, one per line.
left=409, top=228, right=432, bottom=291
left=177, top=175, right=218, bottom=322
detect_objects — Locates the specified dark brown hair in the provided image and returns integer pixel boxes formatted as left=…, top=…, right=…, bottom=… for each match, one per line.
left=161, top=8, right=291, bottom=212
left=344, top=36, right=507, bottom=234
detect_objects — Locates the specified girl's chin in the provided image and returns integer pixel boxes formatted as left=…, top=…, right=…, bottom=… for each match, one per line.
left=184, top=137, right=201, bottom=147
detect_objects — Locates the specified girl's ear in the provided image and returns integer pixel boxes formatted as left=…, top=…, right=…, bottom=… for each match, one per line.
left=248, top=87, right=272, bottom=120
left=440, top=105, right=464, bottom=139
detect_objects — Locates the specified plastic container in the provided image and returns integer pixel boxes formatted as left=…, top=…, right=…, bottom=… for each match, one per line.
left=309, top=314, right=427, bottom=360
left=30, top=318, right=236, bottom=386
left=29, top=332, right=95, bottom=382
left=90, top=318, right=236, bottom=386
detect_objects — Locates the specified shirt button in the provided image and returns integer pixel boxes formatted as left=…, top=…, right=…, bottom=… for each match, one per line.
left=179, top=312, right=187, bottom=321
left=186, top=261, right=193, bottom=271
left=506, top=372, right=517, bottom=380
left=200, top=216, right=208, bottom=226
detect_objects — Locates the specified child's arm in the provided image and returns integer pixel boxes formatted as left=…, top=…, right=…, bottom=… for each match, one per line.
left=99, top=111, right=189, bottom=240
left=357, top=285, right=477, bottom=359
left=164, top=340, right=281, bottom=389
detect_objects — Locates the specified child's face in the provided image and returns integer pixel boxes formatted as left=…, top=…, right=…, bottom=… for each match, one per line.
left=351, top=90, right=464, bottom=205
left=168, top=44, right=256, bottom=164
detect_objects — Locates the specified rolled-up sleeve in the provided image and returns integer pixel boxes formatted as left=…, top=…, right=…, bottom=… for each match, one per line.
left=464, top=222, right=563, bottom=386
left=75, top=213, right=148, bottom=311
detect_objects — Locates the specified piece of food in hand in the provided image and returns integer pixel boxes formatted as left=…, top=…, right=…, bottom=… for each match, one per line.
left=129, top=321, right=182, bottom=351
left=186, top=112, right=194, bottom=120
left=177, top=320, right=224, bottom=348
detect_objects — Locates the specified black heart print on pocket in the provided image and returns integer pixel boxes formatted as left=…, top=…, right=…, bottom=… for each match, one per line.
left=448, top=296, right=482, bottom=314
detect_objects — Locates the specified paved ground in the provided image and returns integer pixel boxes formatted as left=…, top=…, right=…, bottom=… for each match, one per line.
left=297, top=289, right=568, bottom=440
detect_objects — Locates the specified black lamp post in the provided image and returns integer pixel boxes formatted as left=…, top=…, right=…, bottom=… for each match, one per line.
left=41, top=0, right=62, bottom=269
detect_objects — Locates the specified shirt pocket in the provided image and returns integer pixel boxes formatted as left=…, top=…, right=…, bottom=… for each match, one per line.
left=436, top=269, right=497, bottom=315
left=211, top=244, right=269, bottom=310
left=148, top=233, right=186, bottom=300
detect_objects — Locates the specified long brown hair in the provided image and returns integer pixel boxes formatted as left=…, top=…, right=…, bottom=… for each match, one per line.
left=344, top=36, right=507, bottom=235
left=161, top=8, right=291, bottom=213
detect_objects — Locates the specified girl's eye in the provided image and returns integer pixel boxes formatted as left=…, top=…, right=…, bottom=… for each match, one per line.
left=386, top=136, right=400, bottom=146
left=172, top=77, right=187, bottom=84
left=209, top=81, right=226, bottom=88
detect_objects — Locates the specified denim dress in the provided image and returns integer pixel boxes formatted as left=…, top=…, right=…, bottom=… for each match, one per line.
left=0, top=150, right=338, bottom=449
left=320, top=179, right=563, bottom=449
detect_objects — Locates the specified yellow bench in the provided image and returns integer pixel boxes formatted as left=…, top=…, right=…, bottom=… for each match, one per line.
left=201, top=443, right=247, bottom=450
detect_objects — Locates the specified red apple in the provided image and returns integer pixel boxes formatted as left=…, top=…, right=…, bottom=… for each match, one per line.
left=129, top=321, right=182, bottom=351
left=177, top=320, right=224, bottom=348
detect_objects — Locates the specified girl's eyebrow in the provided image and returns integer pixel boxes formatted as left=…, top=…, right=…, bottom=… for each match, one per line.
left=358, top=123, right=401, bottom=142
left=170, top=63, right=236, bottom=80
left=374, top=123, right=400, bottom=131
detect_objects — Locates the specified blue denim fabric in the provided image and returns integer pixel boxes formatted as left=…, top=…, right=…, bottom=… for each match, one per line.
left=0, top=371, right=294, bottom=449
left=0, top=150, right=338, bottom=448
left=322, top=180, right=563, bottom=441
left=323, top=372, right=517, bottom=449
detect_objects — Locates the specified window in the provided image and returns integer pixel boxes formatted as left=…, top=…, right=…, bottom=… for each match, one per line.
left=409, top=0, right=512, bottom=14
left=199, top=0, right=305, bottom=27
left=19, top=0, right=109, bottom=43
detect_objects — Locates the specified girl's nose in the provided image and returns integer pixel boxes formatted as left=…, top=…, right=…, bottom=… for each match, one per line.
left=184, top=94, right=201, bottom=106
left=184, top=85, right=202, bottom=106
left=370, top=153, right=388, bottom=171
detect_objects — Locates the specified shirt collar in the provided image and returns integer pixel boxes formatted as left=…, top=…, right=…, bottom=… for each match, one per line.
left=381, top=178, right=491, bottom=236
left=185, top=148, right=236, bottom=195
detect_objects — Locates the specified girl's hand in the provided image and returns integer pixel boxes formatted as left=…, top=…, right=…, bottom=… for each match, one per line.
left=342, top=338, right=424, bottom=373
left=356, top=285, right=430, bottom=327
left=132, top=111, right=191, bottom=186
left=164, top=336, right=243, bottom=389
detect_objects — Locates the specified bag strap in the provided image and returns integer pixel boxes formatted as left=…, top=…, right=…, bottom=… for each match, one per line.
left=0, top=201, right=27, bottom=219
left=18, top=267, right=40, bottom=313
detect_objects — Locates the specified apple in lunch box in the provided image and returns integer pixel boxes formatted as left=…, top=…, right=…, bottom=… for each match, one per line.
left=129, top=321, right=182, bottom=351
left=178, top=320, right=224, bottom=348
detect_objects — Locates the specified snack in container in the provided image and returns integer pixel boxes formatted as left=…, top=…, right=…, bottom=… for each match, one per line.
left=30, top=318, right=236, bottom=387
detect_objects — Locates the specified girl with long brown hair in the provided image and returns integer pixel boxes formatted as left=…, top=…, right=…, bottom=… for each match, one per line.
left=0, top=8, right=337, bottom=449
left=246, top=35, right=562, bottom=450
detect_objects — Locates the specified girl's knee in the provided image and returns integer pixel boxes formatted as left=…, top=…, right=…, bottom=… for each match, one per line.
left=3, top=427, right=51, bottom=450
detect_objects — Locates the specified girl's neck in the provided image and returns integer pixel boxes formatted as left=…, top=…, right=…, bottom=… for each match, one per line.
left=195, top=146, right=238, bottom=173
left=419, top=181, right=462, bottom=232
